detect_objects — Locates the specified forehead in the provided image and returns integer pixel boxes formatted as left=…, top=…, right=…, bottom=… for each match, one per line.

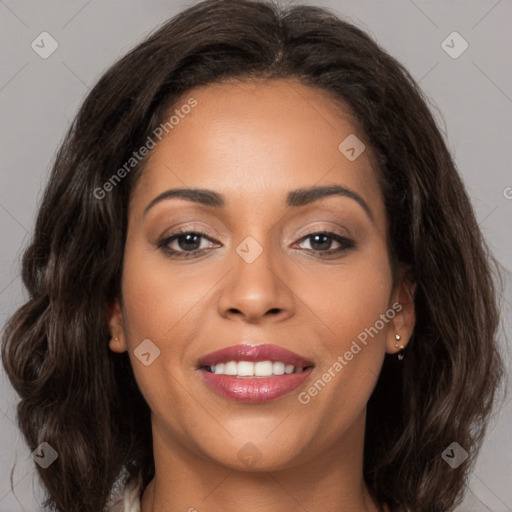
left=130, top=79, right=385, bottom=224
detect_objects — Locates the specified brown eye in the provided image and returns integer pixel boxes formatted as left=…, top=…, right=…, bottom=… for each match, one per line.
left=296, top=231, right=355, bottom=256
left=158, top=229, right=220, bottom=258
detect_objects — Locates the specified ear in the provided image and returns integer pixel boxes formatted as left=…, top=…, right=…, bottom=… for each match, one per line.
left=385, top=268, right=416, bottom=355
left=107, top=297, right=128, bottom=353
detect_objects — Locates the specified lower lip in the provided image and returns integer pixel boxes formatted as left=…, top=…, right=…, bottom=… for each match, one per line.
left=199, top=367, right=314, bottom=403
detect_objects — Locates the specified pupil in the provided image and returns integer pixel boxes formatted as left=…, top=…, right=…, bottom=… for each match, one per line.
left=311, top=234, right=331, bottom=251
left=179, top=233, right=201, bottom=251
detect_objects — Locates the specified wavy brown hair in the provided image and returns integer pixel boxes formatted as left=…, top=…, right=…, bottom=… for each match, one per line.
left=1, top=0, right=506, bottom=511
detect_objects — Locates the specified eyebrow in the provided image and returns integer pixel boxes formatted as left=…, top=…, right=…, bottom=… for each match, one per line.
left=143, top=184, right=374, bottom=222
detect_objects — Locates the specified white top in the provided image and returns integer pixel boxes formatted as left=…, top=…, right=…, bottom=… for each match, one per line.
left=105, top=470, right=142, bottom=512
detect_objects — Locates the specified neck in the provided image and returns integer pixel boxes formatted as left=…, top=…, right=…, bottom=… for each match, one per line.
left=141, top=410, right=385, bottom=512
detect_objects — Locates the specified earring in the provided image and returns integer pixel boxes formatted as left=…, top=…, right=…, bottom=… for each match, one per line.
left=395, top=333, right=405, bottom=361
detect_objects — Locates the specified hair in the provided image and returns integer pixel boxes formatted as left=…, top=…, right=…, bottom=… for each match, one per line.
left=1, top=0, right=506, bottom=511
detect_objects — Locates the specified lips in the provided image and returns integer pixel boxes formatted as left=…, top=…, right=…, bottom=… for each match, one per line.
left=197, top=344, right=315, bottom=403
left=197, top=343, right=314, bottom=369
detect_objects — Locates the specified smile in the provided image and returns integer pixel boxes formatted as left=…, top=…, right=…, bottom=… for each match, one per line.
left=197, top=344, right=315, bottom=403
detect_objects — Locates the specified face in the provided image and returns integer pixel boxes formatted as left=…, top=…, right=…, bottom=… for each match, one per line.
left=108, top=79, right=415, bottom=472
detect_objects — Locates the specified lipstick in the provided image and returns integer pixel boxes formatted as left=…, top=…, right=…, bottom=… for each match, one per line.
left=197, top=344, right=314, bottom=403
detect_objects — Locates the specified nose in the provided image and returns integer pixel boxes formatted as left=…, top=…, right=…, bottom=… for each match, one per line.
left=216, top=240, right=296, bottom=324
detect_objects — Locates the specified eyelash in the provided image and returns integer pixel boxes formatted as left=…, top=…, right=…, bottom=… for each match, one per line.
left=157, top=228, right=356, bottom=260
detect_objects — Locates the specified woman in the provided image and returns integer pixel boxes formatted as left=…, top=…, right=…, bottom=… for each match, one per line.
left=1, top=0, right=505, bottom=511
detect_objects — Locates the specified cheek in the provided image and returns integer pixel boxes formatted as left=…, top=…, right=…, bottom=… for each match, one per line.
left=299, top=250, right=393, bottom=346
left=120, top=243, right=209, bottom=339
left=118, top=246, right=185, bottom=402
left=333, top=265, right=391, bottom=337
left=295, top=249, right=393, bottom=409
left=119, top=242, right=225, bottom=411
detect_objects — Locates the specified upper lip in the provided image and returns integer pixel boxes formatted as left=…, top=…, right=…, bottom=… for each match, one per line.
left=197, top=344, right=314, bottom=369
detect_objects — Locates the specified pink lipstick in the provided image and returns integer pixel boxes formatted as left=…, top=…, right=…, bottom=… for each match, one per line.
left=197, top=344, right=314, bottom=403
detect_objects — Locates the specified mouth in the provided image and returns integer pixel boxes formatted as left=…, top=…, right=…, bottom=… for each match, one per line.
left=197, top=344, right=315, bottom=403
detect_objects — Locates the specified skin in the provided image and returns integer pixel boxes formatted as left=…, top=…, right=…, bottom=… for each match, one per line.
left=108, top=78, right=415, bottom=512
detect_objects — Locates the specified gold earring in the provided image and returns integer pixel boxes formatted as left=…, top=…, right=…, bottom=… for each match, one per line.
left=395, top=333, right=405, bottom=361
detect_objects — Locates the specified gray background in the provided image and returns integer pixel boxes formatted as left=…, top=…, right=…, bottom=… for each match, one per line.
left=1, top=1, right=511, bottom=510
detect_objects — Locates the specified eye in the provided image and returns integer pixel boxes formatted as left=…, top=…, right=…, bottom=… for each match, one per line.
left=295, top=231, right=355, bottom=256
left=157, top=229, right=355, bottom=260
left=158, top=229, right=220, bottom=259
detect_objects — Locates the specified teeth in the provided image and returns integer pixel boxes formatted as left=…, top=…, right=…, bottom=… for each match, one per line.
left=224, top=361, right=238, bottom=375
left=237, top=361, right=254, bottom=376
left=254, top=361, right=273, bottom=376
left=273, top=362, right=285, bottom=375
left=209, top=360, right=305, bottom=377
left=284, top=364, right=294, bottom=374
